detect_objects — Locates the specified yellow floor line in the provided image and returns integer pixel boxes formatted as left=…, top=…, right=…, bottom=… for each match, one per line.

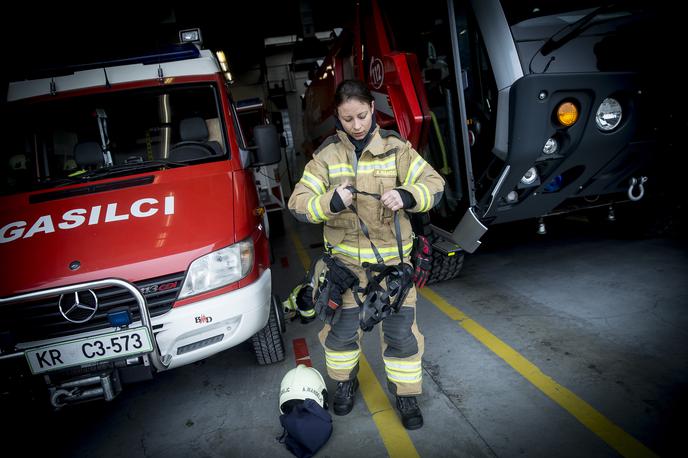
left=419, top=287, right=658, bottom=458
left=287, top=228, right=312, bottom=272
left=286, top=226, right=419, bottom=458
left=359, top=356, right=420, bottom=458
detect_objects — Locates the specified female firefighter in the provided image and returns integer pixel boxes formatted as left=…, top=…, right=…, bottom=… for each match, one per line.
left=288, top=79, right=444, bottom=430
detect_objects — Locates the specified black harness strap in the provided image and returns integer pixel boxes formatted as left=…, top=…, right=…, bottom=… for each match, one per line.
left=343, top=186, right=415, bottom=331
left=345, top=186, right=404, bottom=265
left=348, top=202, right=385, bottom=264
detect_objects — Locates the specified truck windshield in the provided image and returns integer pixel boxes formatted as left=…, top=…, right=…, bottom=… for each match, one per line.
left=500, top=0, right=610, bottom=25
left=1, top=83, right=228, bottom=196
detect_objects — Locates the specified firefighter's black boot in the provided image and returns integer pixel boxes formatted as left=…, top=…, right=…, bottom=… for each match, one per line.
left=333, top=378, right=359, bottom=416
left=395, top=395, right=423, bottom=430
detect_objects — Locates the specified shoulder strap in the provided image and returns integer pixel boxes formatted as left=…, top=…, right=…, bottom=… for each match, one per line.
left=345, top=186, right=404, bottom=265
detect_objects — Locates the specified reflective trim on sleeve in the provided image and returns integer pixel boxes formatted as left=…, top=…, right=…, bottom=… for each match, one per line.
left=300, top=171, right=326, bottom=195
left=403, top=156, right=427, bottom=185
left=413, top=183, right=431, bottom=212
left=308, top=195, right=328, bottom=222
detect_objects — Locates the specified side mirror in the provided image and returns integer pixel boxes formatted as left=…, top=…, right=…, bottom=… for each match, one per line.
left=252, top=124, right=281, bottom=167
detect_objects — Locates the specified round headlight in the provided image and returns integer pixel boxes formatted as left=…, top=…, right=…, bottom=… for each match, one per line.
left=595, top=97, right=622, bottom=131
left=543, top=137, right=558, bottom=155
left=520, top=167, right=538, bottom=185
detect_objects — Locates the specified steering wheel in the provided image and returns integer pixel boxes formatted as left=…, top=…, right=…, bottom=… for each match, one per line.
left=169, top=141, right=217, bottom=161
left=170, top=141, right=216, bottom=154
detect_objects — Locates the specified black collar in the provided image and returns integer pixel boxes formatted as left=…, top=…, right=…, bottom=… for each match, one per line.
left=335, top=115, right=377, bottom=158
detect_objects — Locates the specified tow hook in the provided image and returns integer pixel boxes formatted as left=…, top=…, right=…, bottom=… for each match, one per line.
left=49, top=372, right=120, bottom=409
left=627, top=176, right=647, bottom=202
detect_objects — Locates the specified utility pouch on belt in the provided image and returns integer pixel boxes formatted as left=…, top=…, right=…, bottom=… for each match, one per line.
left=313, top=254, right=359, bottom=325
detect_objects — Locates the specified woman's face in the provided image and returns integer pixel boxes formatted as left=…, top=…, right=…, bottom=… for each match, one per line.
left=337, top=99, right=375, bottom=140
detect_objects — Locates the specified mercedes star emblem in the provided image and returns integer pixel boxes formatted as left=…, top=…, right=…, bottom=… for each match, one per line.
left=58, top=290, right=99, bottom=323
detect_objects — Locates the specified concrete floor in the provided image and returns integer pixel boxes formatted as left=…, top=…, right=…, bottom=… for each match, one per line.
left=5, top=213, right=687, bottom=457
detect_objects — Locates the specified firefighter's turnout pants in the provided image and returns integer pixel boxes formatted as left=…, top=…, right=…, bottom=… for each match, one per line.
left=318, top=254, right=424, bottom=396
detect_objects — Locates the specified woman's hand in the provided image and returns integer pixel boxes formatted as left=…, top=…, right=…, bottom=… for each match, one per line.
left=335, top=179, right=354, bottom=207
left=381, top=189, right=404, bottom=211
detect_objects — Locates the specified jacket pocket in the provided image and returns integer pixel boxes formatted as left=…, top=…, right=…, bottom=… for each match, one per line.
left=324, top=214, right=357, bottom=246
left=375, top=172, right=397, bottom=222
left=323, top=225, right=346, bottom=247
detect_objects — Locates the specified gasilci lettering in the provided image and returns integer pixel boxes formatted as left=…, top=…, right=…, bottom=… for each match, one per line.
left=0, top=195, right=175, bottom=244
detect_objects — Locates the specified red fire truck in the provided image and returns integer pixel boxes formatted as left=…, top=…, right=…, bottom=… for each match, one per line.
left=0, top=33, right=285, bottom=408
left=303, top=0, right=664, bottom=283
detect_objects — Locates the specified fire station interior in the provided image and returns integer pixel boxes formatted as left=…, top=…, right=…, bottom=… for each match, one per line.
left=2, top=2, right=686, bottom=457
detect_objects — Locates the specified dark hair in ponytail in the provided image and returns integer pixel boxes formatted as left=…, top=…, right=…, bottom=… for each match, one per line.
left=334, top=79, right=374, bottom=108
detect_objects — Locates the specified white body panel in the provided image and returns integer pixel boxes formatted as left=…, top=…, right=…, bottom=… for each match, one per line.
left=8, top=50, right=220, bottom=102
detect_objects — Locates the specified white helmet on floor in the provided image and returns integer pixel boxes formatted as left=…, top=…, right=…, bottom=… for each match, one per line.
left=279, top=364, right=328, bottom=414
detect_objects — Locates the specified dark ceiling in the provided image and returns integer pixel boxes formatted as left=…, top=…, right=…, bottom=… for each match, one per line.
left=7, top=2, right=350, bottom=79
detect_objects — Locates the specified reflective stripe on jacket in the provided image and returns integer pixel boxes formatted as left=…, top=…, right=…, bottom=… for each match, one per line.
left=288, top=126, right=445, bottom=265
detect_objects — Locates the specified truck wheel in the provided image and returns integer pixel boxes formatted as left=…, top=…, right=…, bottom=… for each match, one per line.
left=411, top=213, right=466, bottom=284
left=427, top=233, right=465, bottom=284
left=273, top=294, right=286, bottom=333
left=251, top=295, right=285, bottom=365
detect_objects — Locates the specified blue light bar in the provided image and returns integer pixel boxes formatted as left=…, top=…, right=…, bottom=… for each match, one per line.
left=108, top=309, right=132, bottom=327
left=24, top=43, right=202, bottom=80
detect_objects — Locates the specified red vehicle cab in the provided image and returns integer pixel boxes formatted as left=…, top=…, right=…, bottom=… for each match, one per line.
left=0, top=40, right=285, bottom=408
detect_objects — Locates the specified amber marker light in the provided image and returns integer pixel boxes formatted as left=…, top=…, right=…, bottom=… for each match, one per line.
left=556, top=101, right=579, bottom=127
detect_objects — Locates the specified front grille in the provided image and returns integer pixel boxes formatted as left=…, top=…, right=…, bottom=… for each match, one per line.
left=0, top=272, right=185, bottom=344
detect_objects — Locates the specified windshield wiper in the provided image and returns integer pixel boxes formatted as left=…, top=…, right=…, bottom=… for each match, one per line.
left=540, top=2, right=619, bottom=56
left=41, top=159, right=188, bottom=188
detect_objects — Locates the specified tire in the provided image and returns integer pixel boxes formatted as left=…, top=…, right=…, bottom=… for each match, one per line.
left=427, top=232, right=465, bottom=285
left=251, top=295, right=286, bottom=365
left=411, top=213, right=465, bottom=284
left=273, top=294, right=286, bottom=333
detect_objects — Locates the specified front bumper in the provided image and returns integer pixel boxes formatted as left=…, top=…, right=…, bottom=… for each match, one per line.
left=153, top=269, right=272, bottom=369
left=2, top=269, right=272, bottom=374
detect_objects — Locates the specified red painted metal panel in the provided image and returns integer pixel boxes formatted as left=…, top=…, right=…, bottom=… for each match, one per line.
left=0, top=162, right=237, bottom=296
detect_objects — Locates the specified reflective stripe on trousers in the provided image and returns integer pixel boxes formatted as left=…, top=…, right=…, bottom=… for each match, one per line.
left=317, top=257, right=424, bottom=395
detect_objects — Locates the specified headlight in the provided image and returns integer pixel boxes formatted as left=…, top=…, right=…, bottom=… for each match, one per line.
left=595, top=97, right=622, bottom=131
left=520, top=167, right=538, bottom=185
left=543, top=137, right=558, bottom=155
left=179, top=239, right=254, bottom=299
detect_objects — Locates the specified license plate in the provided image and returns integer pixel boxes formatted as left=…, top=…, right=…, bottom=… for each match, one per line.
left=25, top=327, right=153, bottom=375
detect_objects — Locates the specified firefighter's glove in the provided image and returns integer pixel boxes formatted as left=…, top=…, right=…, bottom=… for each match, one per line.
left=411, top=235, right=432, bottom=288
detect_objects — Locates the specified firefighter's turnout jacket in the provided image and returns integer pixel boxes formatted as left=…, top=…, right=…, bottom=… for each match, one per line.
left=288, top=126, right=445, bottom=396
left=289, top=127, right=444, bottom=263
